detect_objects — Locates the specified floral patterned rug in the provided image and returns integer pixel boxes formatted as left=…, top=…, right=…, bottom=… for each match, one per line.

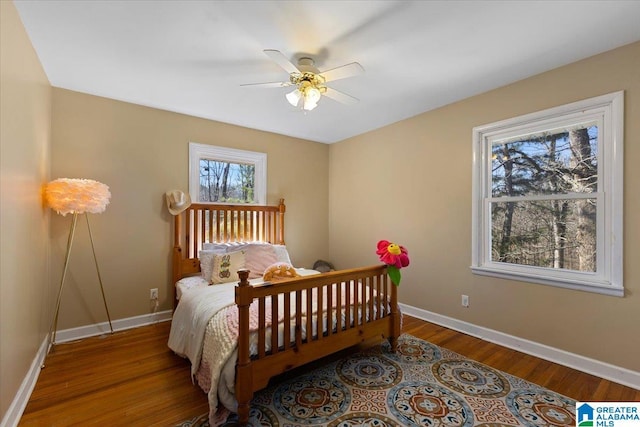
left=176, top=333, right=576, bottom=426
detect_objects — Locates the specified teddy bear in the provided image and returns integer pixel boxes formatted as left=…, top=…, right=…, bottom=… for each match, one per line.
left=263, top=262, right=301, bottom=282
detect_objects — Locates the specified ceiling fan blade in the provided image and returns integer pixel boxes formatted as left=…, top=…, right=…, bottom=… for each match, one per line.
left=263, top=49, right=300, bottom=75
left=240, top=81, right=293, bottom=88
left=323, top=87, right=359, bottom=105
left=320, top=62, right=364, bottom=82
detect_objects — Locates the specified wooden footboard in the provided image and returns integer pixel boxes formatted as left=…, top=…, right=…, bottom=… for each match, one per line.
left=234, top=265, right=400, bottom=425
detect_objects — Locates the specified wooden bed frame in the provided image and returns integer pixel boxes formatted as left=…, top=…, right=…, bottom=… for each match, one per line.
left=172, top=199, right=400, bottom=425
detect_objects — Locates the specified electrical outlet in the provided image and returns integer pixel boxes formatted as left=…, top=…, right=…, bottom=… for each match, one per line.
left=461, top=294, right=469, bottom=308
left=150, top=288, right=158, bottom=300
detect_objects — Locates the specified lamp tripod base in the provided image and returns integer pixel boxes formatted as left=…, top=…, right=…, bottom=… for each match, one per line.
left=48, top=213, right=113, bottom=353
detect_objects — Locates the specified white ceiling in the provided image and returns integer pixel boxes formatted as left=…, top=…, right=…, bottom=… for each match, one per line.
left=14, top=1, right=640, bottom=144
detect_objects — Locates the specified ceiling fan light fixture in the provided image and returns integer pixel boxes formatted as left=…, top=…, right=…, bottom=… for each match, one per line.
left=301, top=86, right=320, bottom=110
left=287, top=81, right=322, bottom=110
left=304, top=86, right=322, bottom=104
left=286, top=89, right=301, bottom=107
left=302, top=99, right=318, bottom=111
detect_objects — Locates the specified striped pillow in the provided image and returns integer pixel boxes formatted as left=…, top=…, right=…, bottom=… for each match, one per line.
left=243, top=244, right=278, bottom=279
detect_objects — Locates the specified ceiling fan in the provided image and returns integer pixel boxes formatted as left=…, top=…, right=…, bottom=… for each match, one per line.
left=242, top=49, right=364, bottom=111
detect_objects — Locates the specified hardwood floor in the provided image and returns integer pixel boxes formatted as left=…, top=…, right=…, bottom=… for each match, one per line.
left=19, top=315, right=639, bottom=426
left=19, top=322, right=208, bottom=426
left=401, top=316, right=640, bottom=401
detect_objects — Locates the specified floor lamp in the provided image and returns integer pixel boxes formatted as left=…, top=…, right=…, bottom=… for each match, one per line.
left=45, top=178, right=114, bottom=349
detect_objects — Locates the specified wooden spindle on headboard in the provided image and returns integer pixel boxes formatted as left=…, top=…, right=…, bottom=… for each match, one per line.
left=278, top=198, right=285, bottom=245
left=172, top=210, right=182, bottom=285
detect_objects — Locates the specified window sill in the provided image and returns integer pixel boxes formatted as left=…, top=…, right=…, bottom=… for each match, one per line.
left=470, top=266, right=624, bottom=297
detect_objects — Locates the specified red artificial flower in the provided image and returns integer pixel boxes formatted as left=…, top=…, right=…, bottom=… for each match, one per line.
left=376, top=240, right=410, bottom=269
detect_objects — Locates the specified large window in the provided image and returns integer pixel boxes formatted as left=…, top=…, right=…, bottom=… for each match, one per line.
left=189, top=142, right=266, bottom=205
left=471, top=92, right=623, bottom=296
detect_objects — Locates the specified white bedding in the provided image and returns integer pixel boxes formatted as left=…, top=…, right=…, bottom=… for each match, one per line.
left=168, top=280, right=234, bottom=377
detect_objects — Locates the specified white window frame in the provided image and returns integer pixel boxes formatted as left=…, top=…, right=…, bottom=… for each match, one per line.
left=189, top=142, right=267, bottom=205
left=471, top=91, right=624, bottom=296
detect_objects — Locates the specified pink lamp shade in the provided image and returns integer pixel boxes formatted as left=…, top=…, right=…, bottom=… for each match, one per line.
left=45, top=178, right=111, bottom=216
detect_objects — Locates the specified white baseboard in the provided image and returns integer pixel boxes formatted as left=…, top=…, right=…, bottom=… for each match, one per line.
left=0, top=310, right=173, bottom=427
left=0, top=338, right=49, bottom=427
left=53, top=310, right=173, bottom=343
left=400, top=303, right=640, bottom=391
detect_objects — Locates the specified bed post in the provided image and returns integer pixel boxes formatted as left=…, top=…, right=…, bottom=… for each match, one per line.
left=277, top=198, right=285, bottom=245
left=172, top=212, right=183, bottom=309
left=235, top=268, right=253, bottom=426
left=390, top=278, right=400, bottom=351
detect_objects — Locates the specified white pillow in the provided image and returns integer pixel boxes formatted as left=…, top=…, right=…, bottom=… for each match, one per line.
left=175, top=276, right=209, bottom=300
left=202, top=242, right=234, bottom=251
left=242, top=244, right=278, bottom=279
left=211, top=250, right=246, bottom=284
left=199, top=248, right=227, bottom=284
left=273, top=244, right=292, bottom=265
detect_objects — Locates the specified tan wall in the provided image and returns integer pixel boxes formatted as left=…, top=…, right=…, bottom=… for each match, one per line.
left=50, top=89, right=329, bottom=329
left=0, top=1, right=52, bottom=419
left=329, top=41, right=640, bottom=372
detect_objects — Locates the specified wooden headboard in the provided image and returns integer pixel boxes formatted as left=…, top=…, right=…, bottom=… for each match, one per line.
left=172, top=198, right=286, bottom=286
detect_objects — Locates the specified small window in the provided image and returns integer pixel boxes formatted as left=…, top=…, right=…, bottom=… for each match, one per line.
left=189, top=143, right=266, bottom=205
left=471, top=92, right=623, bottom=296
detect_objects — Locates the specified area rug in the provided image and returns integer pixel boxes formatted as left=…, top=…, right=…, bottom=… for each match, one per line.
left=176, top=334, right=576, bottom=426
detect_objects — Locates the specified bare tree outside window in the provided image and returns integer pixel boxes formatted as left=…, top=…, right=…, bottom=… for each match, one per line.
left=199, top=159, right=255, bottom=203
left=490, top=124, right=597, bottom=272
